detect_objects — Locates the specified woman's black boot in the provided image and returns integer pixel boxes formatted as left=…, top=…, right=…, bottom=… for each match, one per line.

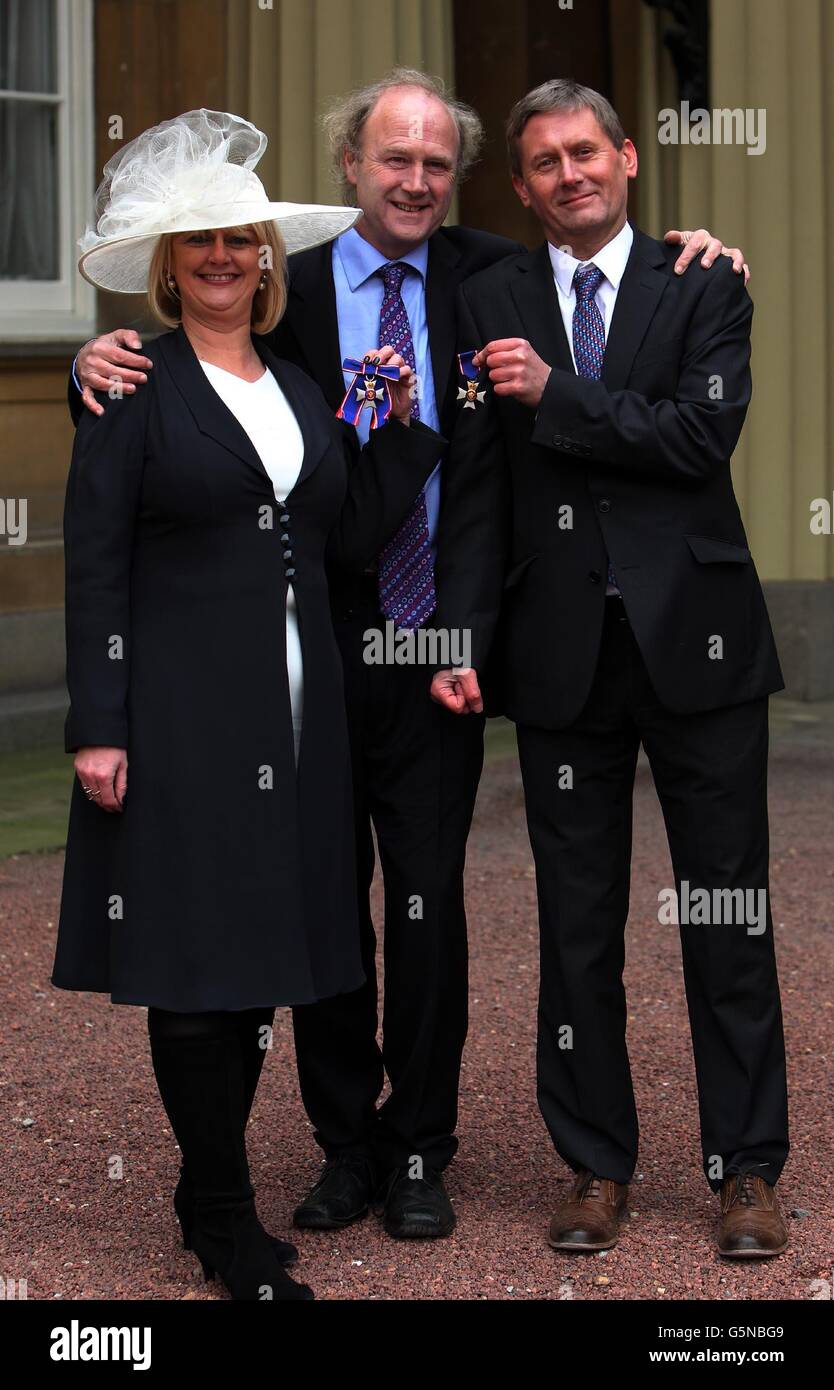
left=171, top=1009, right=298, bottom=1264
left=191, top=1194, right=312, bottom=1300
left=148, top=1007, right=313, bottom=1301
left=173, top=1167, right=299, bottom=1267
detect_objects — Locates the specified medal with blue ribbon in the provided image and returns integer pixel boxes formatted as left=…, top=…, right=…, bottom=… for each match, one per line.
left=457, top=350, right=485, bottom=409
left=336, top=355, right=402, bottom=429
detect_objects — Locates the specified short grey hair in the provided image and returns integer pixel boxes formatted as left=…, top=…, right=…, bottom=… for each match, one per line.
left=506, top=79, right=626, bottom=176
left=321, top=67, right=484, bottom=206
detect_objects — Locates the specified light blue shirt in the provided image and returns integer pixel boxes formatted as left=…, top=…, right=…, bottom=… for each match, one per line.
left=332, top=228, right=441, bottom=546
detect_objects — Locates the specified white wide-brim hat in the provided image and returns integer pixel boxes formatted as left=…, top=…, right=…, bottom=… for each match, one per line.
left=78, top=108, right=361, bottom=293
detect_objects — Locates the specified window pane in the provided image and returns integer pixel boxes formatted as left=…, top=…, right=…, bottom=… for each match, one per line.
left=0, top=0, right=57, bottom=93
left=0, top=98, right=59, bottom=279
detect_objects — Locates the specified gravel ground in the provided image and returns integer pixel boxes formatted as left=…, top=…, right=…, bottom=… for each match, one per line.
left=1, top=730, right=831, bottom=1302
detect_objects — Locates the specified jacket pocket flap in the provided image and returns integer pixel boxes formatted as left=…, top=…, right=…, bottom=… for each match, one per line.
left=504, top=553, right=539, bottom=589
left=686, top=534, right=751, bottom=564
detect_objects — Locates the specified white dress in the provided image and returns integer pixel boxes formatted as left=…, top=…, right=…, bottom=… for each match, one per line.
left=199, top=360, right=304, bottom=757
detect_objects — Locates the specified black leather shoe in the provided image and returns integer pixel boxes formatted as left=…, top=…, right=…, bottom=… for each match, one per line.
left=377, top=1165, right=456, bottom=1239
left=293, top=1154, right=376, bottom=1230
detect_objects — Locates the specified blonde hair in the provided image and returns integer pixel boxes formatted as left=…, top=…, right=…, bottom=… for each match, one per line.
left=147, top=221, right=288, bottom=333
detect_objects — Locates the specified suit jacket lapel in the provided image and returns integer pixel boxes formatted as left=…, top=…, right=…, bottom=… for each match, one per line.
left=161, top=326, right=274, bottom=486
left=601, top=226, right=669, bottom=390
left=283, top=243, right=345, bottom=410
left=159, top=325, right=330, bottom=495
left=425, top=230, right=462, bottom=424
left=509, top=244, right=575, bottom=375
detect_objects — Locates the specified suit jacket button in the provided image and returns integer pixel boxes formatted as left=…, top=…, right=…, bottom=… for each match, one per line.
left=553, top=433, right=563, bottom=445
left=285, top=567, right=296, bottom=578
left=598, top=498, right=611, bottom=512
left=588, top=570, right=602, bottom=584
left=279, top=512, right=290, bottom=524
left=280, top=532, right=290, bottom=543
left=283, top=548, right=293, bottom=560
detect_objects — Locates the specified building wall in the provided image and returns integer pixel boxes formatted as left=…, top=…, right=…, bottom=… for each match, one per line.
left=639, top=0, right=834, bottom=695
left=226, top=0, right=455, bottom=204
left=0, top=0, right=233, bottom=746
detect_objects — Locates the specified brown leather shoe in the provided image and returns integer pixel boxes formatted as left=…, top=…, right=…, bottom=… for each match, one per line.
left=547, top=1170, right=629, bottom=1251
left=718, top=1173, right=788, bottom=1258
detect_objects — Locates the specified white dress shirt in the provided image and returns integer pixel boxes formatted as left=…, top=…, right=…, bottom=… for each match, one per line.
left=547, top=221, right=634, bottom=593
left=199, top=360, right=304, bottom=756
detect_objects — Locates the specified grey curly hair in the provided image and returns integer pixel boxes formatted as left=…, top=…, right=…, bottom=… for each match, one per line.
left=321, top=67, right=484, bottom=206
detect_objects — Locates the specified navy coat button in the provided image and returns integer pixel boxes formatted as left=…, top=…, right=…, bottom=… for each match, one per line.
left=283, top=548, right=293, bottom=560
left=598, top=498, right=611, bottom=512
left=285, top=567, right=296, bottom=578
left=280, top=532, right=290, bottom=543
left=279, top=512, right=290, bottom=524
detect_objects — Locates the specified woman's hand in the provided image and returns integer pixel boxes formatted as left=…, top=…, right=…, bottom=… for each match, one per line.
left=367, top=345, right=415, bottom=426
left=74, top=747, right=128, bottom=812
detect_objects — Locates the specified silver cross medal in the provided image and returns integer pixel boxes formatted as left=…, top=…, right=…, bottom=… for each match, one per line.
left=458, top=375, right=486, bottom=409
left=358, top=372, right=385, bottom=407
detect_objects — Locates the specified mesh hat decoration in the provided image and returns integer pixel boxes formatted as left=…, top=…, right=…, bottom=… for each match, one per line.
left=78, top=108, right=362, bottom=292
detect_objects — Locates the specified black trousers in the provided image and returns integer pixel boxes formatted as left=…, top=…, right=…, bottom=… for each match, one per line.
left=292, top=583, right=485, bottom=1172
left=516, top=595, right=789, bottom=1193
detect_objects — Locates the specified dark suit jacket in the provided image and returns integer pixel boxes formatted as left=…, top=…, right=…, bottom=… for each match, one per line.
left=443, top=223, right=784, bottom=727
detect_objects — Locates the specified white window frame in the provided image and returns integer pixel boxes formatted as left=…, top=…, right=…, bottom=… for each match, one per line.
left=0, top=0, right=95, bottom=341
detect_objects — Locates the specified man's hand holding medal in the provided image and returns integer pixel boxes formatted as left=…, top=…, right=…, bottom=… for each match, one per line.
left=473, top=339, right=552, bottom=409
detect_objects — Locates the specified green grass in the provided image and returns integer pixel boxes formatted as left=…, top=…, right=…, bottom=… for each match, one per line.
left=483, top=716, right=518, bottom=765
left=0, top=746, right=72, bottom=859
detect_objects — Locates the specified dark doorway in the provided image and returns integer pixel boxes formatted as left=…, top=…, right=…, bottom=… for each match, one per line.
left=453, top=0, right=641, bottom=244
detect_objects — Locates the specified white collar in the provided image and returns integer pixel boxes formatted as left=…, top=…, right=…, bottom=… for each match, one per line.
left=548, top=220, right=634, bottom=297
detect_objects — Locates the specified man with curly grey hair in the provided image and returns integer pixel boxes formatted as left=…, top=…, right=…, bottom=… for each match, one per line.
left=69, top=67, right=746, bottom=1244
left=282, top=69, right=525, bottom=1241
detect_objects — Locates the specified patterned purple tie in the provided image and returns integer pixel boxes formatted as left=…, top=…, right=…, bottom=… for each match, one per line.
left=572, top=263, right=618, bottom=592
left=376, top=261, right=437, bottom=630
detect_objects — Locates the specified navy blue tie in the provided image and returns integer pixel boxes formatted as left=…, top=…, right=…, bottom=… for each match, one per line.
left=376, top=262, right=436, bottom=630
left=573, top=264, right=618, bottom=593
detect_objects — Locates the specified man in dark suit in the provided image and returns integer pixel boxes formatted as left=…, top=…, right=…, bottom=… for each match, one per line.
left=69, top=72, right=746, bottom=1242
left=432, top=80, right=789, bottom=1258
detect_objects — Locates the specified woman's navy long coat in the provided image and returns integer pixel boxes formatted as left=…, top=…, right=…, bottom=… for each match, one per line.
left=52, top=326, right=443, bottom=1011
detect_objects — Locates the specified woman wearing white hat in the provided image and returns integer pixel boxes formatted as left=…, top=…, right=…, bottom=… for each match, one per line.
left=51, top=110, right=445, bottom=1301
